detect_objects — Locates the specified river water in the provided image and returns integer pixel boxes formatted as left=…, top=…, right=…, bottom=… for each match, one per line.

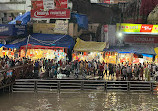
left=0, top=91, right=158, bottom=111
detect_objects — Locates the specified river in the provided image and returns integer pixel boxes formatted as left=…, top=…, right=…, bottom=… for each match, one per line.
left=0, top=91, right=158, bottom=111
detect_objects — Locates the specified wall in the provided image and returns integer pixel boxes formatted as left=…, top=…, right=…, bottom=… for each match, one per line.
left=102, top=25, right=116, bottom=46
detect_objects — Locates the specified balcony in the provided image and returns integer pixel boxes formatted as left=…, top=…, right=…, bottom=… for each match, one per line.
left=0, top=0, right=26, bottom=4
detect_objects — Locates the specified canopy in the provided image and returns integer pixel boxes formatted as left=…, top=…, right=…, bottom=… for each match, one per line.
left=73, top=38, right=106, bottom=52
left=71, top=13, right=88, bottom=30
left=7, top=33, right=75, bottom=50
left=104, top=45, right=156, bottom=55
left=8, top=11, right=31, bottom=25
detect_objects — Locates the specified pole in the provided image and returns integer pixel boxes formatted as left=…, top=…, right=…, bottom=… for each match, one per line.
left=25, top=35, right=30, bottom=57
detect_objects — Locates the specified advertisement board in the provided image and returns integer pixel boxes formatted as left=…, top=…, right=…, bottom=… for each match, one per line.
left=117, top=23, right=158, bottom=34
left=0, top=24, right=27, bottom=36
left=124, top=35, right=158, bottom=44
left=104, top=25, right=108, bottom=32
left=33, top=23, right=56, bottom=34
left=43, top=0, right=55, bottom=10
left=31, top=0, right=68, bottom=10
left=55, top=0, right=68, bottom=9
left=31, top=9, right=70, bottom=19
left=0, top=24, right=13, bottom=36
left=104, top=0, right=114, bottom=4
left=33, top=22, right=68, bottom=34
left=32, top=1, right=44, bottom=10
left=54, top=20, right=68, bottom=34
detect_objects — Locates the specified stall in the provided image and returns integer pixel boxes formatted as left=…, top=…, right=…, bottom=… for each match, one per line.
left=20, top=44, right=67, bottom=60
left=104, top=45, right=156, bottom=64
left=73, top=38, right=106, bottom=62
left=8, top=33, right=75, bottom=61
left=0, top=44, right=18, bottom=59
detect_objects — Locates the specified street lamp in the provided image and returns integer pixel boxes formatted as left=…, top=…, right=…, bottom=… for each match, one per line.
left=117, top=32, right=123, bottom=39
left=117, top=32, right=124, bottom=45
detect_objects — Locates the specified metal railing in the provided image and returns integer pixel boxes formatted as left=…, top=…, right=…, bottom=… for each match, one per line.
left=12, top=79, right=158, bottom=93
left=0, top=64, right=33, bottom=92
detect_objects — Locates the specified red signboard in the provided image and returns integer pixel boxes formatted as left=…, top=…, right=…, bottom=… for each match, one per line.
left=32, top=1, right=44, bottom=10
left=124, top=35, right=158, bottom=44
left=104, top=0, right=111, bottom=4
left=31, top=0, right=68, bottom=10
left=104, top=25, right=108, bottom=32
left=31, top=9, right=70, bottom=19
left=140, top=24, right=153, bottom=33
left=55, top=0, right=68, bottom=9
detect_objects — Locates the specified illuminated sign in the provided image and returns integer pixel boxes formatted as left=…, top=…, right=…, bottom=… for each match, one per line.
left=117, top=23, right=158, bottom=35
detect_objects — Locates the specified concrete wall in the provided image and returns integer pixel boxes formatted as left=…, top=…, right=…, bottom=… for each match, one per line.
left=102, top=25, right=116, bottom=46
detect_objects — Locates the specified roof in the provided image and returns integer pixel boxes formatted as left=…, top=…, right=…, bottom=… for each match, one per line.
left=5, top=33, right=75, bottom=50
left=73, top=38, right=106, bottom=52
left=104, top=45, right=156, bottom=55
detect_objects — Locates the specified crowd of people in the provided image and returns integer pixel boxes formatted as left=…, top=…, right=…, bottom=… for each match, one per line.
left=33, top=58, right=158, bottom=81
left=0, top=56, right=158, bottom=82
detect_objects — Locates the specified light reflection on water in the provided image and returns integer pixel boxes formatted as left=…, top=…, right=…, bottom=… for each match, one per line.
left=0, top=91, right=158, bottom=111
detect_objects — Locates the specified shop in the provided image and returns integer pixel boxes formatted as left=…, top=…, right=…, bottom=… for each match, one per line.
left=0, top=43, right=19, bottom=59
left=115, top=23, right=158, bottom=64
left=20, top=44, right=67, bottom=60
left=104, top=45, right=156, bottom=64
left=73, top=38, right=107, bottom=62
left=6, top=33, right=75, bottom=61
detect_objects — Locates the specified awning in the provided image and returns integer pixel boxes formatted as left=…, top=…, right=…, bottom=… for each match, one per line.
left=73, top=38, right=106, bottom=52
left=104, top=45, right=156, bottom=55
left=8, top=33, right=75, bottom=50
left=20, top=44, right=67, bottom=49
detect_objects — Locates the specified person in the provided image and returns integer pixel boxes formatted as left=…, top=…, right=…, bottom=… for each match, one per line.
left=109, top=63, right=114, bottom=80
left=127, top=65, right=132, bottom=81
left=139, top=66, right=144, bottom=81
left=116, top=64, right=121, bottom=80
left=104, top=63, right=108, bottom=77
left=144, top=65, right=150, bottom=81
left=122, top=66, right=127, bottom=80
left=79, top=61, right=84, bottom=75
left=133, top=64, right=138, bottom=80
left=65, top=63, right=71, bottom=77
left=99, top=63, right=104, bottom=79
left=93, top=61, right=97, bottom=77
left=34, top=60, right=39, bottom=78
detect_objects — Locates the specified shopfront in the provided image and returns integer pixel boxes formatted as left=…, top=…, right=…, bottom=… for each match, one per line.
left=73, top=38, right=107, bottom=62
left=20, top=44, right=67, bottom=61
left=5, top=33, right=75, bottom=61
left=116, top=23, right=157, bottom=64
left=104, top=45, right=156, bottom=64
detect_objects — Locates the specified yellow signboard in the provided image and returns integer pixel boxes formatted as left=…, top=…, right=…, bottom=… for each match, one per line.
left=117, top=23, right=158, bottom=34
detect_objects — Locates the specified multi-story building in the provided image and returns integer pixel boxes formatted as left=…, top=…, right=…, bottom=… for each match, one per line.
left=0, top=0, right=31, bottom=24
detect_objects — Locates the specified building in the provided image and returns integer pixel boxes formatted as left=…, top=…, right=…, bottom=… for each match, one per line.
left=0, top=0, right=31, bottom=24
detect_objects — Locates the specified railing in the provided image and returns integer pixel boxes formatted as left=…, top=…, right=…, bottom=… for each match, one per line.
left=12, top=79, right=158, bottom=93
left=0, top=64, right=33, bottom=92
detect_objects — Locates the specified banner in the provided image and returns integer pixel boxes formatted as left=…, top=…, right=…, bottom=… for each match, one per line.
left=31, top=9, right=70, bottom=19
left=0, top=25, right=13, bottom=36
left=43, top=0, right=55, bottom=10
left=104, top=0, right=114, bottom=4
left=31, top=0, right=68, bottom=10
left=55, top=0, right=68, bottom=9
left=0, top=24, right=27, bottom=36
left=33, top=23, right=55, bottom=34
left=117, top=23, right=158, bottom=34
left=124, top=35, right=158, bottom=44
left=32, top=1, right=44, bottom=10
left=14, top=25, right=27, bottom=36
left=54, top=20, right=68, bottom=34
left=104, top=25, right=108, bottom=32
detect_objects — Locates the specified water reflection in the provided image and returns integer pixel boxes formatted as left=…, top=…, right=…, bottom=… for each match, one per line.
left=0, top=92, right=158, bottom=111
